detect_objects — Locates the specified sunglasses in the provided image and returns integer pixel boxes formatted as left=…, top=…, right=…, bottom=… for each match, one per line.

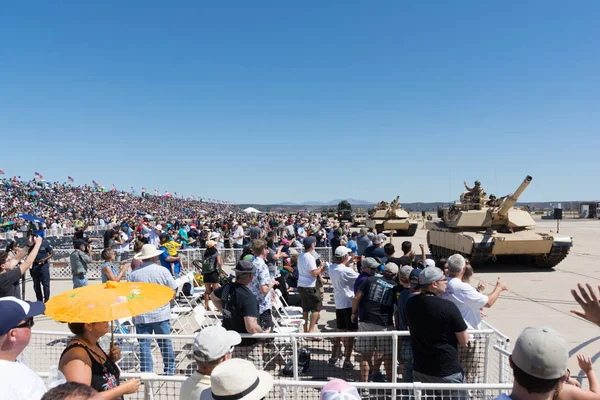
left=14, top=318, right=35, bottom=330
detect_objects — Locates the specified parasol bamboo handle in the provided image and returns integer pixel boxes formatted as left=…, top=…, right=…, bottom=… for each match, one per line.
left=111, top=320, right=114, bottom=347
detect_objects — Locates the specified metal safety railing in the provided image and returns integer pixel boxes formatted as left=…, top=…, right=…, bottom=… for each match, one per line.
left=46, top=247, right=333, bottom=279
left=37, top=372, right=514, bottom=400
left=29, top=326, right=511, bottom=399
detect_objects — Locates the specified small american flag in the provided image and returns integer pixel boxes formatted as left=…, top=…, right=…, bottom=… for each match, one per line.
left=0, top=169, right=5, bottom=175
left=67, top=176, right=74, bottom=182
left=34, top=172, right=44, bottom=179
left=190, top=195, right=195, bottom=199
left=92, top=180, right=100, bottom=186
left=112, top=184, right=116, bottom=191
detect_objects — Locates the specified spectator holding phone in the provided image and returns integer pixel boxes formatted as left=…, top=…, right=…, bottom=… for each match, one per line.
left=0, top=235, right=43, bottom=298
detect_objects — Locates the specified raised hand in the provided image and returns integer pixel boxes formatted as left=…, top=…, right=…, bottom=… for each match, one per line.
left=571, top=283, right=600, bottom=327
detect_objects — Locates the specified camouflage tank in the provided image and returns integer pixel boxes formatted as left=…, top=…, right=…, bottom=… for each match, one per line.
left=426, top=175, right=573, bottom=268
left=366, top=196, right=418, bottom=236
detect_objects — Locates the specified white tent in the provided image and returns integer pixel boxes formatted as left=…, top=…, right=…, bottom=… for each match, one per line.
left=243, top=207, right=262, bottom=214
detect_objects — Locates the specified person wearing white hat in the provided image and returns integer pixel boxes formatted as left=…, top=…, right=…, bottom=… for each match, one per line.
left=129, top=244, right=177, bottom=375
left=180, top=326, right=242, bottom=400
left=199, top=358, right=274, bottom=400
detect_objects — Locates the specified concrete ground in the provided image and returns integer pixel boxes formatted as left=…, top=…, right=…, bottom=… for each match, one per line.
left=25, top=217, right=600, bottom=381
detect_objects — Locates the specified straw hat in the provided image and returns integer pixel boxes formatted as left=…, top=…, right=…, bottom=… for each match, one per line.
left=201, top=359, right=273, bottom=400
left=134, top=244, right=164, bottom=260
left=206, top=240, right=217, bottom=248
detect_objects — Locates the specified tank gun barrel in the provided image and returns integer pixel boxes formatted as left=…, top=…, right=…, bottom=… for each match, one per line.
left=497, top=175, right=533, bottom=217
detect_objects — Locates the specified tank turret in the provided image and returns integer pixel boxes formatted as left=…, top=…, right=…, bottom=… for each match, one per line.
left=366, top=195, right=418, bottom=236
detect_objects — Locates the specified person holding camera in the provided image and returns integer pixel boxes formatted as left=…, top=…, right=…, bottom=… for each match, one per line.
left=0, top=235, right=43, bottom=298
left=70, top=239, right=92, bottom=289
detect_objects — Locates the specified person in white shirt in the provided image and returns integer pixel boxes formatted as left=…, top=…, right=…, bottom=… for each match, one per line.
left=0, top=297, right=47, bottom=400
left=297, top=237, right=327, bottom=335
left=180, top=326, right=241, bottom=400
left=148, top=224, right=162, bottom=249
left=328, top=246, right=359, bottom=370
left=232, top=222, right=244, bottom=249
left=440, top=253, right=508, bottom=383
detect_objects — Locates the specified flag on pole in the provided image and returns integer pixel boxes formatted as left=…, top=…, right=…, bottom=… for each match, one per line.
left=112, top=184, right=116, bottom=191
left=190, top=195, right=195, bottom=199
left=34, top=172, right=44, bottom=179
left=0, top=169, right=4, bottom=175
left=67, top=176, right=74, bottom=182
left=92, top=180, right=100, bottom=187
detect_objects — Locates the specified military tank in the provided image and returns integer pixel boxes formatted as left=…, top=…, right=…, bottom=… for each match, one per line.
left=426, top=175, right=573, bottom=268
left=366, top=196, right=418, bottom=236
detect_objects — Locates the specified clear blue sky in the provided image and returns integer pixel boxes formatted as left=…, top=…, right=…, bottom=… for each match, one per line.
left=1, top=1, right=598, bottom=204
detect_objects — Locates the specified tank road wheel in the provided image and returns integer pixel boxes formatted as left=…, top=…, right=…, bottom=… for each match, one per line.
left=404, top=224, right=418, bottom=237
left=533, top=246, right=571, bottom=269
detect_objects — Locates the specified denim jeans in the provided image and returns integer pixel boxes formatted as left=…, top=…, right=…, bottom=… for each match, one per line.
left=135, top=320, right=175, bottom=375
left=401, top=341, right=414, bottom=382
left=413, top=370, right=466, bottom=400
left=72, top=274, right=88, bottom=289
left=31, top=264, right=50, bottom=302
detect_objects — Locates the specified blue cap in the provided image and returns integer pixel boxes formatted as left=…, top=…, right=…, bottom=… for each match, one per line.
left=0, top=297, right=45, bottom=336
left=303, top=236, right=317, bottom=249
left=409, top=268, right=422, bottom=290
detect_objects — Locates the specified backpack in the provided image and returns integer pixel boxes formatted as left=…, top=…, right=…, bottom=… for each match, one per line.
left=201, top=254, right=217, bottom=274
left=181, top=282, right=192, bottom=297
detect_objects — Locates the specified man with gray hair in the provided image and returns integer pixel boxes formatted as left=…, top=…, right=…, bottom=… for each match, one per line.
left=440, top=253, right=508, bottom=383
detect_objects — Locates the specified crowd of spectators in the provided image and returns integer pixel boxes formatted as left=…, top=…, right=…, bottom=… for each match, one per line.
left=0, top=177, right=237, bottom=233
left=3, top=180, right=600, bottom=400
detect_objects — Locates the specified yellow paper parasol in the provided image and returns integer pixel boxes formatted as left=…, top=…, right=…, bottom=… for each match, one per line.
left=45, top=281, right=175, bottom=343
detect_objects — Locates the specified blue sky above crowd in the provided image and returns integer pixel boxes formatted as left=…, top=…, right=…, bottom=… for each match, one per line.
left=1, top=1, right=598, bottom=204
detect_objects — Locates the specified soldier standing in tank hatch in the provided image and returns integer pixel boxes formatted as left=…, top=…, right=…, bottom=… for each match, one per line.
left=464, top=180, right=484, bottom=199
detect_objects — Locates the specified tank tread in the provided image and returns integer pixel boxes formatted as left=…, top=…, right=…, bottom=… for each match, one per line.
left=533, top=245, right=571, bottom=269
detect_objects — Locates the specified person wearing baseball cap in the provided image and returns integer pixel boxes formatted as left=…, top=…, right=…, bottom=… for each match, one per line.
left=328, top=246, right=359, bottom=370
left=319, top=378, right=361, bottom=400
left=211, top=260, right=269, bottom=369
left=405, top=266, right=469, bottom=394
left=497, top=326, right=569, bottom=400
left=351, top=261, right=399, bottom=385
left=0, top=297, right=47, bottom=400
left=180, top=326, right=242, bottom=400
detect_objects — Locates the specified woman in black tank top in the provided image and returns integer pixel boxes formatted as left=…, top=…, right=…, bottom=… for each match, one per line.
left=59, top=322, right=140, bottom=399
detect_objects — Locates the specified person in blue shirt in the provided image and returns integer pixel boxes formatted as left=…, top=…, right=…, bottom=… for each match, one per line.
left=158, top=233, right=182, bottom=277
left=347, top=232, right=358, bottom=256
